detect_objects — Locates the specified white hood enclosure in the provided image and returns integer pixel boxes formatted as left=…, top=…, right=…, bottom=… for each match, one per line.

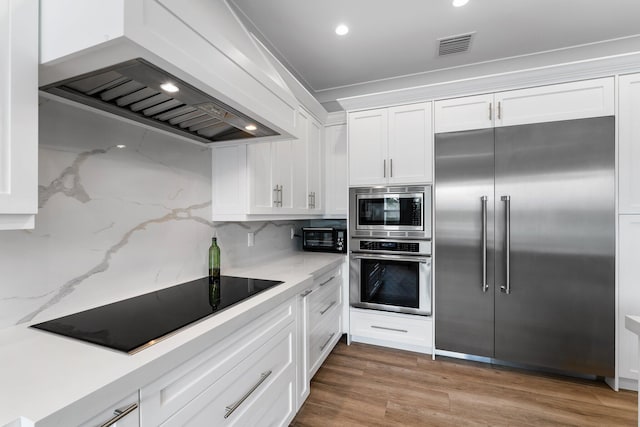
left=39, top=0, right=302, bottom=144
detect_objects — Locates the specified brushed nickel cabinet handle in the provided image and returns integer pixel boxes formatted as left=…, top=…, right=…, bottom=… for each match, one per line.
left=300, top=289, right=313, bottom=297
left=100, top=403, right=138, bottom=427
left=224, top=370, right=272, bottom=419
left=497, top=101, right=502, bottom=120
left=320, top=332, right=336, bottom=351
left=371, top=325, right=408, bottom=333
left=489, top=102, right=492, bottom=120
left=390, top=158, right=393, bottom=177
left=319, top=301, right=337, bottom=315
left=383, top=159, right=386, bottom=178
left=319, top=276, right=335, bottom=287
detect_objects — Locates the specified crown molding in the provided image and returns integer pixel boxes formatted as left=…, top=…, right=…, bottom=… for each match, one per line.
left=337, top=51, right=640, bottom=112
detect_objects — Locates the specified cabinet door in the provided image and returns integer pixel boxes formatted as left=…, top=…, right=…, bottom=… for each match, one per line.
left=212, top=144, right=247, bottom=218
left=619, top=73, right=640, bottom=214
left=291, top=137, right=308, bottom=212
left=434, top=94, right=494, bottom=133
left=307, top=118, right=323, bottom=212
left=619, top=215, right=640, bottom=381
left=248, top=142, right=275, bottom=213
left=0, top=0, right=38, bottom=230
left=273, top=140, right=293, bottom=210
left=494, top=77, right=614, bottom=127
left=388, top=102, right=432, bottom=184
left=348, top=108, right=388, bottom=186
left=324, top=123, right=348, bottom=217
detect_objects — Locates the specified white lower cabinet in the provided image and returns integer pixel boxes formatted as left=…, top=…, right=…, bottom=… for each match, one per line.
left=619, top=215, right=640, bottom=384
left=350, top=308, right=432, bottom=354
left=296, top=267, right=343, bottom=410
left=79, top=392, right=140, bottom=427
left=140, top=300, right=296, bottom=426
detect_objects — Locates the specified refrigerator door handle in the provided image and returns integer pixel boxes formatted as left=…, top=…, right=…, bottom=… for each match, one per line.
left=481, top=196, right=488, bottom=292
left=500, top=195, right=511, bottom=294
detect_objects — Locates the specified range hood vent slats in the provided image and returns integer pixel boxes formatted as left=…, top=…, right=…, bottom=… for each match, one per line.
left=142, top=99, right=184, bottom=117
left=42, top=58, right=278, bottom=144
left=129, top=93, right=172, bottom=112
left=154, top=105, right=197, bottom=121
left=100, top=80, right=146, bottom=102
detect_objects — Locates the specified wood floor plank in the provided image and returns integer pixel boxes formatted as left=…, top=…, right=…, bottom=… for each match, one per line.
left=291, top=339, right=637, bottom=426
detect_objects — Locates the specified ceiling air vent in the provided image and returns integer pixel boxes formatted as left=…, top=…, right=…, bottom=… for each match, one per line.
left=438, top=32, right=474, bottom=56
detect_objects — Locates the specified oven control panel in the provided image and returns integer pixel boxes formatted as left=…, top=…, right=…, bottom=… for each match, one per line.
left=351, top=238, right=431, bottom=256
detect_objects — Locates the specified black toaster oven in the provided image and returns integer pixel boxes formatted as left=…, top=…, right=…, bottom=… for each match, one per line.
left=302, top=228, right=347, bottom=253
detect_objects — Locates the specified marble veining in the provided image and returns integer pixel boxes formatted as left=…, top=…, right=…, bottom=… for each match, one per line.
left=0, top=100, right=308, bottom=330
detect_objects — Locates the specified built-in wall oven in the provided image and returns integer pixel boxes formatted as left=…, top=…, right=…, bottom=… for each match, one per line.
left=349, top=184, right=432, bottom=316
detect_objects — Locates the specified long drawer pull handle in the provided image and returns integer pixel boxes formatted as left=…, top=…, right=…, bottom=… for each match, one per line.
left=320, top=332, right=336, bottom=351
left=371, top=325, right=408, bottom=333
left=100, top=403, right=138, bottom=427
left=319, top=301, right=337, bottom=315
left=300, top=289, right=313, bottom=297
left=319, top=276, right=335, bottom=287
left=224, top=370, right=272, bottom=419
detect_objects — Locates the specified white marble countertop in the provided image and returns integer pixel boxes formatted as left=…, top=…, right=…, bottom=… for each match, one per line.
left=0, top=252, right=345, bottom=427
left=625, top=315, right=640, bottom=337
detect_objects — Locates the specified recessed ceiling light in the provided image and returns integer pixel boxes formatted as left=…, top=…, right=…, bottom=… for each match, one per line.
left=245, top=124, right=257, bottom=131
left=160, top=82, right=179, bottom=93
left=452, top=0, right=469, bottom=6
left=335, top=24, right=349, bottom=36
left=116, top=144, right=126, bottom=149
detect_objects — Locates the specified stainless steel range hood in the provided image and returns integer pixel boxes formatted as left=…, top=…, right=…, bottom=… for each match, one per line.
left=40, top=58, right=279, bottom=144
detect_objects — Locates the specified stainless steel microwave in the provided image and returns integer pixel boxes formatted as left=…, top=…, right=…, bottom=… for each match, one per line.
left=349, top=186, right=432, bottom=239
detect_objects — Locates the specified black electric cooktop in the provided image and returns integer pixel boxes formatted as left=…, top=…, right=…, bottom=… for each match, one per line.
left=31, top=276, right=283, bottom=354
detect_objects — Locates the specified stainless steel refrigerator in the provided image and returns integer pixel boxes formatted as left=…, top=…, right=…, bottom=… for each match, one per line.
left=434, top=116, right=615, bottom=377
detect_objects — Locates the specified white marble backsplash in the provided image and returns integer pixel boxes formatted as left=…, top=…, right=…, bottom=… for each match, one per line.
left=0, top=99, right=305, bottom=330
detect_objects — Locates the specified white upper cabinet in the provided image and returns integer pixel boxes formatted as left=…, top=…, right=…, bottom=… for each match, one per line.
left=349, top=103, right=432, bottom=186
left=324, top=120, right=348, bottom=218
left=0, top=0, right=38, bottom=230
left=387, top=103, right=432, bottom=185
left=307, top=118, right=323, bottom=212
left=494, top=78, right=614, bottom=127
left=434, top=78, right=614, bottom=133
left=619, top=73, right=640, bottom=214
left=348, top=108, right=388, bottom=186
left=434, top=94, right=494, bottom=133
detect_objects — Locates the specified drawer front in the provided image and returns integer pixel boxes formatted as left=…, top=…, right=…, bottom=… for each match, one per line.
left=308, top=305, right=342, bottom=376
left=161, top=322, right=295, bottom=427
left=140, top=300, right=294, bottom=426
left=308, top=278, right=341, bottom=328
left=350, top=309, right=432, bottom=348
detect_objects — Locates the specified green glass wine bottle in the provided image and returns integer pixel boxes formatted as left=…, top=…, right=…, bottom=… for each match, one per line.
left=208, top=236, right=221, bottom=284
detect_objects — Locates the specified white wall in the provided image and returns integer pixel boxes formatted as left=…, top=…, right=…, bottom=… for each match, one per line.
left=0, top=99, right=303, bottom=330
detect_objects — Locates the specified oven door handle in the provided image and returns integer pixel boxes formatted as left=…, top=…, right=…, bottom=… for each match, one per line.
left=350, top=253, right=431, bottom=264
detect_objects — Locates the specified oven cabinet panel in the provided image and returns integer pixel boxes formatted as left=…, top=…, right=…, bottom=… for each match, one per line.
left=350, top=308, right=432, bottom=354
left=78, top=392, right=140, bottom=427
left=139, top=300, right=296, bottom=427
left=0, top=0, right=38, bottom=230
left=348, top=102, right=432, bottom=187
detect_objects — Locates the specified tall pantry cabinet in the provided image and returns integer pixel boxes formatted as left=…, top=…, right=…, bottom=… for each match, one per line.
left=618, top=73, right=640, bottom=385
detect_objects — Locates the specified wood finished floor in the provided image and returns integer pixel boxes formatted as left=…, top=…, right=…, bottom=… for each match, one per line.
left=291, top=338, right=637, bottom=427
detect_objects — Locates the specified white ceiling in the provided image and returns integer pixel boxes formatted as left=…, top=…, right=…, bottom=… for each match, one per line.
left=230, top=0, right=640, bottom=109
